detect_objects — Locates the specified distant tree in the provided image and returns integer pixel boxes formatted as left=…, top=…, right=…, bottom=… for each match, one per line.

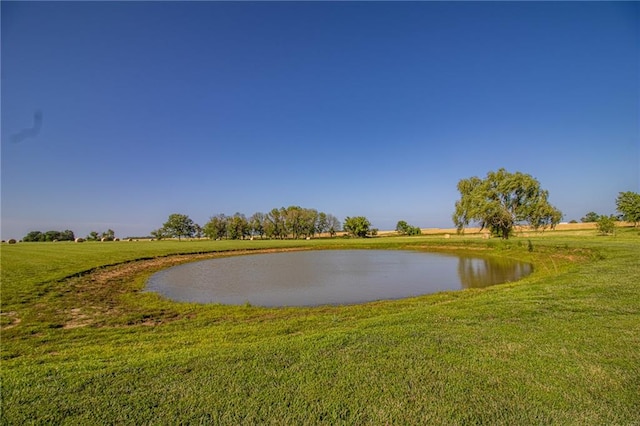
left=597, top=215, right=616, bottom=235
left=60, top=230, right=75, bottom=241
left=193, top=224, right=203, bottom=239
left=581, top=212, right=600, bottom=223
left=161, top=213, right=195, bottom=240
left=23, top=230, right=75, bottom=242
left=101, top=229, right=116, bottom=241
left=249, top=212, right=266, bottom=239
left=453, top=168, right=562, bottom=239
left=284, top=206, right=305, bottom=239
left=227, top=213, right=250, bottom=240
left=86, top=231, right=100, bottom=241
left=203, top=214, right=228, bottom=240
left=325, top=214, right=341, bottom=237
left=396, top=220, right=422, bottom=236
left=265, top=208, right=286, bottom=239
left=300, top=208, right=318, bottom=238
left=23, top=231, right=44, bottom=242
left=343, top=216, right=373, bottom=238
left=316, top=212, right=329, bottom=235
left=616, top=191, right=640, bottom=227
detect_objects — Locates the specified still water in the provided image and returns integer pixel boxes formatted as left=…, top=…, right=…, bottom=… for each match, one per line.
left=146, top=250, right=532, bottom=307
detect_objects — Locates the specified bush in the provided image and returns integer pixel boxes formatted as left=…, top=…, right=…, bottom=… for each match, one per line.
left=596, top=215, right=616, bottom=235
left=396, top=221, right=422, bottom=236
left=343, top=216, right=373, bottom=238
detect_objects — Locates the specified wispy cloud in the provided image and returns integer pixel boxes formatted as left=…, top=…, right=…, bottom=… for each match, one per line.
left=11, top=110, right=43, bottom=143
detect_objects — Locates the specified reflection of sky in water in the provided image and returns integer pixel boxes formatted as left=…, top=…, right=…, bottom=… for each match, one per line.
left=146, top=250, right=533, bottom=307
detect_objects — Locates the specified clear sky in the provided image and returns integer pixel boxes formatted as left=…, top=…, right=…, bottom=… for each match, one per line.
left=1, top=1, right=638, bottom=239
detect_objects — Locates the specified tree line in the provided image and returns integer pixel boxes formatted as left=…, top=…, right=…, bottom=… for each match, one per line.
left=153, top=207, right=342, bottom=240
left=21, top=229, right=117, bottom=242
left=15, top=171, right=639, bottom=243
left=22, top=229, right=76, bottom=242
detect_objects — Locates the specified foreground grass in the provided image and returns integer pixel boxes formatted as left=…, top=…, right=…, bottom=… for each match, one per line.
left=1, top=232, right=639, bottom=424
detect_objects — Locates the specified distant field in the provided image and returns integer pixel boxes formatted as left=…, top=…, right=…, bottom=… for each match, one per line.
left=1, top=229, right=639, bottom=424
left=414, top=221, right=633, bottom=236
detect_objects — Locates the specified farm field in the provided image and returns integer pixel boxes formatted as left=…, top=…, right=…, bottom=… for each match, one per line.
left=1, top=229, right=639, bottom=424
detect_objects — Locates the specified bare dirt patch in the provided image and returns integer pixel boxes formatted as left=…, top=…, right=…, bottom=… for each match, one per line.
left=0, top=311, right=21, bottom=329
left=56, top=248, right=311, bottom=329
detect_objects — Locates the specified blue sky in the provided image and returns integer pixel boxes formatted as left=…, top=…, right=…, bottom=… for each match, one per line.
left=2, top=1, right=638, bottom=239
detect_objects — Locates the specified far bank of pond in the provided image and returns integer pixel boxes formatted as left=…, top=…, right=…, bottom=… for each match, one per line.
left=146, top=249, right=533, bottom=307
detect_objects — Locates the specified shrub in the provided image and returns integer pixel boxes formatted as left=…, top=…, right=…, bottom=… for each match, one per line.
left=596, top=215, right=616, bottom=235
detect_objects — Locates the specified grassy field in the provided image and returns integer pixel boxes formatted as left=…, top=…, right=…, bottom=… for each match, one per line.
left=1, top=229, right=639, bottom=424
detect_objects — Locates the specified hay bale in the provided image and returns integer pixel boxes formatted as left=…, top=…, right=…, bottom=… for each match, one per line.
left=75, top=238, right=85, bottom=243
left=8, top=239, right=17, bottom=244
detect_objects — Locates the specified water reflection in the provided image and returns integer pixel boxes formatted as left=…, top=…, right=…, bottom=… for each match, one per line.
left=146, top=250, right=532, bottom=307
left=457, top=257, right=533, bottom=288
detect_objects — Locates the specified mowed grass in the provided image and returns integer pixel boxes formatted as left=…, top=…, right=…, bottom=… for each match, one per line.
left=1, top=231, right=639, bottom=424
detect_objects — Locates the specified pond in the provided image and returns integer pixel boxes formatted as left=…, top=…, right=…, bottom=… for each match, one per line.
left=146, top=250, right=533, bottom=307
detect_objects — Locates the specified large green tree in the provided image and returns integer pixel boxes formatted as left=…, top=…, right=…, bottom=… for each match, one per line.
left=343, top=216, right=373, bottom=238
left=161, top=213, right=196, bottom=240
left=227, top=213, right=250, bottom=240
left=616, top=191, right=640, bottom=226
left=453, top=169, right=562, bottom=239
left=203, top=214, right=228, bottom=240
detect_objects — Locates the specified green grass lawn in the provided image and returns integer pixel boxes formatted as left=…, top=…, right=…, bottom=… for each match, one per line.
left=1, top=231, right=639, bottom=424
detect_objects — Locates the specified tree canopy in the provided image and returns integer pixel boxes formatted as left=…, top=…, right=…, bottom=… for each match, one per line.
left=160, top=214, right=196, bottom=240
left=616, top=191, right=640, bottom=226
left=22, top=229, right=75, bottom=242
left=202, top=206, right=342, bottom=240
left=343, top=216, right=375, bottom=238
left=453, top=168, right=562, bottom=239
left=581, top=212, right=601, bottom=223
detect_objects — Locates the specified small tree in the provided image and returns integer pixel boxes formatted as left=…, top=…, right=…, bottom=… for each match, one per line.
left=193, top=224, right=203, bottom=239
left=616, top=191, right=640, bottom=227
left=161, top=213, right=196, bottom=240
left=343, top=216, right=373, bottom=238
left=101, top=229, right=115, bottom=241
left=87, top=231, right=100, bottom=241
left=326, top=214, right=341, bottom=237
left=453, top=168, right=562, bottom=239
left=396, top=220, right=421, bottom=236
left=597, top=215, right=616, bottom=235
